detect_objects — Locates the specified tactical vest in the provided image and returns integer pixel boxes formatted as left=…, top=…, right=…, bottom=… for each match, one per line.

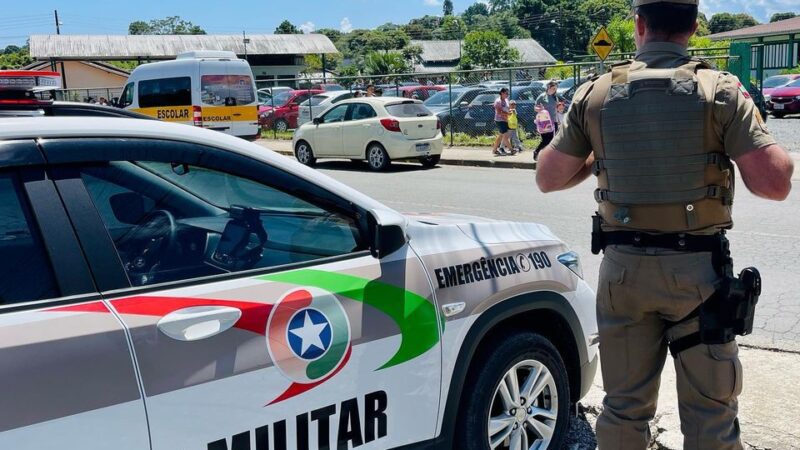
left=590, top=60, right=734, bottom=234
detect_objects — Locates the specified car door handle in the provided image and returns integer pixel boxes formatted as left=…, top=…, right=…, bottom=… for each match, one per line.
left=157, top=306, right=242, bottom=342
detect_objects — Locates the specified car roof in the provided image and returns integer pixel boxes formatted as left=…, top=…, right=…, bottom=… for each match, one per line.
left=0, top=117, right=388, bottom=211
left=0, top=101, right=155, bottom=120
left=336, top=97, right=423, bottom=106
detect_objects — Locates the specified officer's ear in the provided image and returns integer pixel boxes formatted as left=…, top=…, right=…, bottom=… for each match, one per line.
left=690, top=20, right=699, bottom=37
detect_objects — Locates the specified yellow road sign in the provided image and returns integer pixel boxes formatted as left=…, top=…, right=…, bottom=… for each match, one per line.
left=591, top=27, right=615, bottom=61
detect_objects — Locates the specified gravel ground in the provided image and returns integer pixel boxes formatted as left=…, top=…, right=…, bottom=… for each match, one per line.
left=768, top=115, right=800, bottom=153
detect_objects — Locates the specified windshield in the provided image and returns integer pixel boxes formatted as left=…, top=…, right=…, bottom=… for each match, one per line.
left=764, top=76, right=791, bottom=88
left=786, top=79, right=800, bottom=88
left=425, top=90, right=461, bottom=106
left=272, top=92, right=293, bottom=106
left=471, top=94, right=498, bottom=106
left=558, top=79, right=576, bottom=89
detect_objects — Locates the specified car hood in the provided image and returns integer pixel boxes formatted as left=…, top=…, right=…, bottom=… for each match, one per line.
left=427, top=105, right=450, bottom=114
left=405, top=212, right=561, bottom=245
left=770, top=86, right=800, bottom=97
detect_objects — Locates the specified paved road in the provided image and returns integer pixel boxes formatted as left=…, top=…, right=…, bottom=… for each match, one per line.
left=768, top=115, right=800, bottom=153
left=318, top=162, right=800, bottom=352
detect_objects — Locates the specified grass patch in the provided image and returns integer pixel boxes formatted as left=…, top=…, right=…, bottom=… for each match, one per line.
left=447, top=132, right=542, bottom=149
left=261, top=130, right=294, bottom=140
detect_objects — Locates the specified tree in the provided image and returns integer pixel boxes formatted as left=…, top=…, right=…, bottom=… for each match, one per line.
left=433, top=16, right=466, bottom=40
left=315, top=28, right=342, bottom=42
left=604, top=18, right=636, bottom=54
left=488, top=11, right=531, bottom=39
left=488, top=0, right=513, bottom=14
left=696, top=12, right=710, bottom=36
left=580, top=0, right=630, bottom=27
left=462, top=2, right=490, bottom=25
left=127, top=16, right=206, bottom=35
left=708, top=13, right=758, bottom=35
left=363, top=51, right=409, bottom=76
left=303, top=53, right=342, bottom=75
left=771, top=12, right=797, bottom=23
left=460, top=31, right=520, bottom=69
left=0, top=46, right=32, bottom=70
left=275, top=20, right=301, bottom=34
left=443, top=0, right=454, bottom=16
left=401, top=44, right=424, bottom=64
left=2, top=45, right=21, bottom=55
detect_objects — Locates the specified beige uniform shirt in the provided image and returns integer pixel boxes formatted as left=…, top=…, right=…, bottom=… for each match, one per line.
left=552, top=42, right=776, bottom=160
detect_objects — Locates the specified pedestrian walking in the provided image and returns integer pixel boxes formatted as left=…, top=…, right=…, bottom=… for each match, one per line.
left=491, top=88, right=512, bottom=156
left=507, top=100, right=523, bottom=154
left=533, top=80, right=563, bottom=160
left=536, top=1, right=793, bottom=449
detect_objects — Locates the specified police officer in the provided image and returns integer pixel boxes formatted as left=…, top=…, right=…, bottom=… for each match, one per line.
left=536, top=1, right=794, bottom=449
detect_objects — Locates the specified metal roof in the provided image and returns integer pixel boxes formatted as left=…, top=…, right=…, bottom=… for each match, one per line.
left=709, top=17, right=800, bottom=41
left=29, top=34, right=339, bottom=60
left=411, top=39, right=556, bottom=64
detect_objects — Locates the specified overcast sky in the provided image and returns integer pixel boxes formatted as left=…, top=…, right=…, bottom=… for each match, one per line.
left=1, top=0, right=798, bottom=48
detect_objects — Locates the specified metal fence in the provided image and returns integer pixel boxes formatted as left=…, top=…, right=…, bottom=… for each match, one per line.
left=260, top=55, right=738, bottom=148
left=52, top=86, right=124, bottom=104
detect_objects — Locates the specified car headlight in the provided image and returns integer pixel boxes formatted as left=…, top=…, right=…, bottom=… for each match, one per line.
left=795, top=96, right=800, bottom=101
left=558, top=251, right=584, bottom=279
left=764, top=95, right=771, bottom=102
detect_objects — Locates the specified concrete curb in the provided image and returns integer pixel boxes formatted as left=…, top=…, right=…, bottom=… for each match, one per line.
left=271, top=149, right=537, bottom=170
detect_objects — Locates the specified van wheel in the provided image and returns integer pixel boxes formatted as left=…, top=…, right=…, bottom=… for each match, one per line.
left=366, top=144, right=391, bottom=171
left=274, top=119, right=289, bottom=132
left=419, top=155, right=441, bottom=168
left=295, top=141, right=316, bottom=166
left=456, top=332, right=570, bottom=450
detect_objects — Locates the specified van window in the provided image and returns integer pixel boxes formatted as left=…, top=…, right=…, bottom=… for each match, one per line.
left=138, top=77, right=191, bottom=108
left=201, top=75, right=255, bottom=106
left=119, top=82, right=134, bottom=108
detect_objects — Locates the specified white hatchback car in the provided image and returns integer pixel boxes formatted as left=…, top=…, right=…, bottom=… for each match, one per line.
left=297, top=91, right=355, bottom=127
left=293, top=97, right=444, bottom=171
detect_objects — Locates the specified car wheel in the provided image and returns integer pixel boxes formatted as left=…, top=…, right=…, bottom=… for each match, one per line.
left=275, top=119, right=289, bottom=132
left=456, top=332, right=570, bottom=450
left=419, top=155, right=441, bottom=168
left=366, top=143, right=391, bottom=171
left=294, top=141, right=317, bottom=166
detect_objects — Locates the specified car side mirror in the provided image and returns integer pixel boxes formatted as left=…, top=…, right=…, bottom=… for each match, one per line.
left=110, top=192, right=147, bottom=225
left=367, top=209, right=407, bottom=259
left=313, top=117, right=323, bottom=125
left=459, top=101, right=468, bottom=107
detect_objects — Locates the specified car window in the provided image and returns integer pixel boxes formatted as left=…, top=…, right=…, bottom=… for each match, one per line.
left=272, top=92, right=292, bottom=106
left=322, top=104, right=348, bottom=122
left=385, top=102, right=432, bottom=117
left=425, top=91, right=457, bottom=106
left=119, top=82, right=134, bottom=108
left=80, top=161, right=365, bottom=287
left=763, top=76, right=790, bottom=88
left=294, top=94, right=311, bottom=105
left=0, top=172, right=59, bottom=304
left=308, top=95, right=329, bottom=106
left=331, top=93, right=353, bottom=104
left=201, top=75, right=255, bottom=106
left=350, top=103, right=377, bottom=121
left=138, top=77, right=191, bottom=108
left=786, top=79, right=800, bottom=88
left=471, top=94, right=497, bottom=106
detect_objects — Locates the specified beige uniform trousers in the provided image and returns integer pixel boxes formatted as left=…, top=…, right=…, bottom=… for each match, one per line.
left=595, top=246, right=744, bottom=450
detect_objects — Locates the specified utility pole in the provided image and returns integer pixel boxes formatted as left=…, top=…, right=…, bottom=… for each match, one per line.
left=54, top=10, right=67, bottom=89
left=242, top=30, right=250, bottom=62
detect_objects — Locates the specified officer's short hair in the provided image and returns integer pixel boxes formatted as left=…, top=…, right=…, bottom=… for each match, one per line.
left=636, top=3, right=698, bottom=36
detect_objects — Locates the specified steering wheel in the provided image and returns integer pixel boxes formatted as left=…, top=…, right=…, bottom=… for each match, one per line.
left=117, top=209, right=177, bottom=284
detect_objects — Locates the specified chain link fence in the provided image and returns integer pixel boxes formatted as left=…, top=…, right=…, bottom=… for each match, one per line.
left=52, top=86, right=124, bottom=104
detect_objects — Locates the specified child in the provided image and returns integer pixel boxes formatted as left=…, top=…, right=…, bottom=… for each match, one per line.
left=556, top=101, right=566, bottom=128
left=534, top=107, right=555, bottom=161
left=506, top=100, right=522, bottom=154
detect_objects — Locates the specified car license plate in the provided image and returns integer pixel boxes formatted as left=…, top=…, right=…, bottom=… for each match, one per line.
left=416, top=143, right=431, bottom=152
left=774, top=103, right=785, bottom=110
left=475, top=122, right=487, bottom=127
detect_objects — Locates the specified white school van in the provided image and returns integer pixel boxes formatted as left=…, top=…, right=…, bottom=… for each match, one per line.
left=119, top=51, right=260, bottom=139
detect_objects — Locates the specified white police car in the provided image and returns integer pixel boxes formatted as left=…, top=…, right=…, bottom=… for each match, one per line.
left=0, top=117, right=597, bottom=450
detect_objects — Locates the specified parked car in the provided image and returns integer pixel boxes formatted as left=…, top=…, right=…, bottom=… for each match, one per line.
left=380, top=85, right=445, bottom=100
left=0, top=116, right=597, bottom=449
left=762, top=74, right=800, bottom=101
left=297, top=91, right=355, bottom=126
left=309, top=83, right=345, bottom=91
left=462, top=86, right=546, bottom=136
left=257, top=87, right=292, bottom=105
left=293, top=97, right=443, bottom=171
left=767, top=77, right=800, bottom=118
left=424, top=87, right=491, bottom=135
left=556, top=78, right=577, bottom=96
left=259, top=89, right=323, bottom=131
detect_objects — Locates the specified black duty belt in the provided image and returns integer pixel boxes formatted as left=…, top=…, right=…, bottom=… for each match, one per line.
left=601, top=231, right=726, bottom=253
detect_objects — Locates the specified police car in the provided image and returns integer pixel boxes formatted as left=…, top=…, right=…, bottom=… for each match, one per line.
left=0, top=116, right=598, bottom=450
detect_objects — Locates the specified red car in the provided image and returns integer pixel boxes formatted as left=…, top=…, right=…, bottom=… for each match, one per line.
left=763, top=74, right=800, bottom=98
left=767, top=77, right=800, bottom=118
left=259, top=89, right=323, bottom=131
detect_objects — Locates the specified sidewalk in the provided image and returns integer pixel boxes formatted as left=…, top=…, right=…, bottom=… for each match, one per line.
left=255, top=139, right=537, bottom=169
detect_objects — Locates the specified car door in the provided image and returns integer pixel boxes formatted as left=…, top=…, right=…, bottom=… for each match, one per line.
left=0, top=142, right=149, bottom=449
left=42, top=138, right=442, bottom=450
left=312, top=104, right=348, bottom=157
left=342, top=103, right=379, bottom=158
left=287, top=93, right=313, bottom=128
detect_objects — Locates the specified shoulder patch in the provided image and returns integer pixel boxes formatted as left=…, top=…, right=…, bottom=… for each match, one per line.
left=737, top=82, right=752, bottom=100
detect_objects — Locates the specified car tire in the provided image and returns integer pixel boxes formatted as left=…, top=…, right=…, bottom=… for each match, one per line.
left=366, top=143, right=391, bottom=172
left=294, top=140, right=317, bottom=166
left=419, top=155, right=441, bottom=168
left=455, top=332, right=570, bottom=450
left=275, top=119, right=289, bottom=132
left=773, top=113, right=785, bottom=119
